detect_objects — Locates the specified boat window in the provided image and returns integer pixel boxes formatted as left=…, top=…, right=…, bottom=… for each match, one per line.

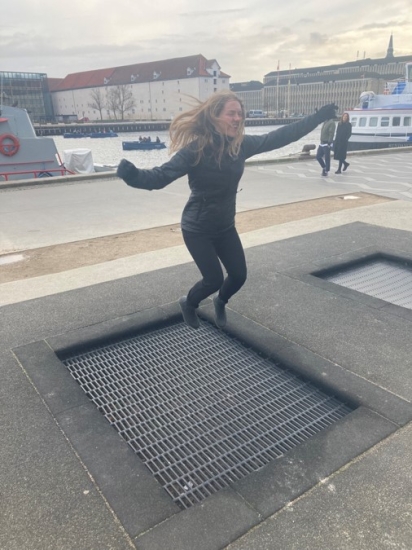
left=392, top=117, right=401, bottom=127
left=381, top=117, right=390, bottom=127
left=359, top=117, right=367, bottom=127
left=369, top=117, right=378, bottom=127
left=403, top=117, right=411, bottom=126
left=350, top=117, right=357, bottom=127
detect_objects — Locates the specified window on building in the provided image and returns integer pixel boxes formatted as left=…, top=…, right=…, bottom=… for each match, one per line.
left=403, top=117, right=411, bottom=126
left=369, top=117, right=378, bottom=127
left=393, top=116, right=401, bottom=127
left=381, top=117, right=390, bottom=127
left=359, top=117, right=367, bottom=127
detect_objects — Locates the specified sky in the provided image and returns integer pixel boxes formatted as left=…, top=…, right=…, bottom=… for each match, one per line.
left=1, top=0, right=411, bottom=82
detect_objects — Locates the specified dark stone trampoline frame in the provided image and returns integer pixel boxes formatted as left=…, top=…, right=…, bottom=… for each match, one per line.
left=12, top=298, right=412, bottom=550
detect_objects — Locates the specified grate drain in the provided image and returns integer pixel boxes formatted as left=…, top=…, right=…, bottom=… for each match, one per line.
left=321, top=258, right=412, bottom=310
left=62, top=322, right=352, bottom=509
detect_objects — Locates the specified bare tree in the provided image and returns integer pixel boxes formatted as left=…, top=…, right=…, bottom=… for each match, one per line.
left=105, top=85, right=136, bottom=120
left=106, top=87, right=119, bottom=120
left=88, top=88, right=106, bottom=120
left=116, top=84, right=136, bottom=120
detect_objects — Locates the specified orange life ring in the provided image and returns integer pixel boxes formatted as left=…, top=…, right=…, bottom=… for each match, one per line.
left=0, top=133, right=20, bottom=156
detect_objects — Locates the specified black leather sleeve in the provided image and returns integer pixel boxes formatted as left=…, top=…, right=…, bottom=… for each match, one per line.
left=242, top=112, right=322, bottom=159
left=117, top=148, right=194, bottom=190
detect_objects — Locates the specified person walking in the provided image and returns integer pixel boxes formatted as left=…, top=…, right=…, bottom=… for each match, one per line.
left=316, top=114, right=336, bottom=176
left=116, top=91, right=337, bottom=329
left=334, top=113, right=352, bottom=173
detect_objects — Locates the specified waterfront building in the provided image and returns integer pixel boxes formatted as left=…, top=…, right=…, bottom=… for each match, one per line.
left=0, top=71, right=54, bottom=122
left=229, top=81, right=264, bottom=115
left=232, top=36, right=412, bottom=116
left=49, top=55, right=230, bottom=122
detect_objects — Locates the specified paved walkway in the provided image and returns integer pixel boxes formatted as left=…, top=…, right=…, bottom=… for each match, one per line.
left=1, top=148, right=411, bottom=549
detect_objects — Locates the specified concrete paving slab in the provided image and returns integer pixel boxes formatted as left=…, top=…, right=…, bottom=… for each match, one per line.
left=1, top=150, right=412, bottom=550
left=226, top=424, right=412, bottom=550
left=0, top=350, right=135, bottom=550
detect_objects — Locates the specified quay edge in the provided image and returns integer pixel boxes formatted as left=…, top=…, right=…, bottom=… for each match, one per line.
left=34, top=118, right=300, bottom=137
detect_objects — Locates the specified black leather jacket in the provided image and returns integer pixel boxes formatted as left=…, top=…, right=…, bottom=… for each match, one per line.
left=119, top=112, right=323, bottom=234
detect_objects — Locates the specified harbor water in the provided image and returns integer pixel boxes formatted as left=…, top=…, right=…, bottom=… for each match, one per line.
left=53, top=125, right=322, bottom=169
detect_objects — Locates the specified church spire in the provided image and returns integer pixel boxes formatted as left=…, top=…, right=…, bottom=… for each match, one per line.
left=386, top=34, right=394, bottom=59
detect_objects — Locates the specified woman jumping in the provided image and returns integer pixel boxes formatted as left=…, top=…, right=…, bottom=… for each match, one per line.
left=117, top=91, right=337, bottom=329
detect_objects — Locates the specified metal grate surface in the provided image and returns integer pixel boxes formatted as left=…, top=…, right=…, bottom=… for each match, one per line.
left=62, top=322, right=352, bottom=509
left=322, top=259, right=412, bottom=310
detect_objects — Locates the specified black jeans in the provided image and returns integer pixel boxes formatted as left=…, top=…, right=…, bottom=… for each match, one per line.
left=316, top=144, right=331, bottom=171
left=182, top=227, right=247, bottom=308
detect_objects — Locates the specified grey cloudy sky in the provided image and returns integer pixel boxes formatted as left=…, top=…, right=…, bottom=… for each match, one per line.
left=1, top=0, right=411, bottom=81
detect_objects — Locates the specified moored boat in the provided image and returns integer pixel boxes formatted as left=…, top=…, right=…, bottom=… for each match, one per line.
left=0, top=105, right=72, bottom=181
left=122, top=140, right=166, bottom=150
left=346, top=63, right=412, bottom=151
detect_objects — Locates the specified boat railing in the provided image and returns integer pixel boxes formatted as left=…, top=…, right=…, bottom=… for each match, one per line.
left=0, top=167, right=74, bottom=181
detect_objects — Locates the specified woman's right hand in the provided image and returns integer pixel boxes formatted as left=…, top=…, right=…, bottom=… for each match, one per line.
left=116, top=158, right=136, bottom=180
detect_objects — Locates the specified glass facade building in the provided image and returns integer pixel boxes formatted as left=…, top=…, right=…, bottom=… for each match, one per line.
left=0, top=71, right=54, bottom=122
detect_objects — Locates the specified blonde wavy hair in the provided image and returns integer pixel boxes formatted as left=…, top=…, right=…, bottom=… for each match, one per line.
left=169, top=90, right=245, bottom=165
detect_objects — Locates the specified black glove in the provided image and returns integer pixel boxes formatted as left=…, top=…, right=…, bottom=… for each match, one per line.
left=116, top=158, right=139, bottom=184
left=315, top=104, right=338, bottom=123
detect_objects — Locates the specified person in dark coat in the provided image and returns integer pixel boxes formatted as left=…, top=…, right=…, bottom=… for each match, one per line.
left=116, top=91, right=337, bottom=329
left=316, top=116, right=336, bottom=176
left=334, top=113, right=352, bottom=173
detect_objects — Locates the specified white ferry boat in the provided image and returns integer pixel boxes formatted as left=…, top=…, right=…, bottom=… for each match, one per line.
left=347, top=62, right=412, bottom=151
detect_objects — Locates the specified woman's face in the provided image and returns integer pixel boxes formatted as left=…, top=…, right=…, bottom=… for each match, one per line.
left=217, top=100, right=243, bottom=137
left=342, top=113, right=349, bottom=122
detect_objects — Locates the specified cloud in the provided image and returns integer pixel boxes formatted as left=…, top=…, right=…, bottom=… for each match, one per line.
left=179, top=8, right=246, bottom=17
left=309, top=33, right=329, bottom=47
left=359, top=19, right=409, bottom=31
left=2, top=0, right=411, bottom=82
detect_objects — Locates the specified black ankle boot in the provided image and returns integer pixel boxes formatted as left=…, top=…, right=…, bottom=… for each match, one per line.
left=213, top=295, right=227, bottom=328
left=343, top=161, right=350, bottom=172
left=179, top=296, right=199, bottom=329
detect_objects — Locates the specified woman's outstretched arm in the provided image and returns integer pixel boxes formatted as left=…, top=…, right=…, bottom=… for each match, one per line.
left=243, top=104, right=338, bottom=159
left=117, top=147, right=194, bottom=190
